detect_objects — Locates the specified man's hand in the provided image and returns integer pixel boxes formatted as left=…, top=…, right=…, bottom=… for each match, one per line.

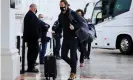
left=70, top=24, right=74, bottom=30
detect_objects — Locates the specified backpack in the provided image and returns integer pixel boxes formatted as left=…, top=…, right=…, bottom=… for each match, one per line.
left=68, top=9, right=95, bottom=43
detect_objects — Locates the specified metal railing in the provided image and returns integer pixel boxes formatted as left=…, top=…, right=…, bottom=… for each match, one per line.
left=16, top=35, right=26, bottom=74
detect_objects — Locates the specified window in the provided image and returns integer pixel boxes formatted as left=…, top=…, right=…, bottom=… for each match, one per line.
left=91, top=1, right=102, bottom=24
left=102, top=0, right=110, bottom=18
left=113, top=0, right=132, bottom=16
left=102, top=0, right=116, bottom=18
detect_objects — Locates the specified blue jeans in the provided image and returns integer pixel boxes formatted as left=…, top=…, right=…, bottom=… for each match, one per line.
left=40, top=42, right=47, bottom=63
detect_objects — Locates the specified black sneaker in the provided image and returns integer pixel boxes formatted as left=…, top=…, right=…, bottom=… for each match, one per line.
left=87, top=57, right=90, bottom=59
left=86, top=57, right=90, bottom=60
left=27, top=68, right=39, bottom=73
left=56, top=56, right=61, bottom=60
left=34, top=62, right=39, bottom=66
left=84, top=56, right=90, bottom=60
left=40, top=62, right=44, bottom=64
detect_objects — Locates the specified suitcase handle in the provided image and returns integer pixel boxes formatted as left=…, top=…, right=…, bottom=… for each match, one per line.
left=49, top=36, right=54, bottom=56
left=21, top=38, right=26, bottom=74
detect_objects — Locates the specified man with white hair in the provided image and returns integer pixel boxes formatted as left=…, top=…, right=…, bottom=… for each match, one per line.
left=38, top=14, right=50, bottom=64
left=23, top=4, right=41, bottom=73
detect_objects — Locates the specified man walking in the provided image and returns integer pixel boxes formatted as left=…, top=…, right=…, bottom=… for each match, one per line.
left=58, top=0, right=85, bottom=79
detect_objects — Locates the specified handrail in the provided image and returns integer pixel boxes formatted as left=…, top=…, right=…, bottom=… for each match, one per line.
left=84, top=3, right=90, bottom=15
left=91, top=0, right=102, bottom=20
left=16, top=36, right=21, bottom=55
left=21, top=36, right=26, bottom=74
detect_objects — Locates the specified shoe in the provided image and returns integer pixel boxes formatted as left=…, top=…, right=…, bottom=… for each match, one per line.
left=34, top=62, right=39, bottom=66
left=56, top=56, right=61, bottom=60
left=68, top=73, right=76, bottom=80
left=86, top=57, right=90, bottom=60
left=27, top=68, right=39, bottom=73
left=80, top=63, right=84, bottom=67
left=40, top=62, right=44, bottom=64
left=84, top=56, right=90, bottom=60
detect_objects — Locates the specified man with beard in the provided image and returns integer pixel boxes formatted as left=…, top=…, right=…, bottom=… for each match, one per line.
left=58, top=0, right=82, bottom=79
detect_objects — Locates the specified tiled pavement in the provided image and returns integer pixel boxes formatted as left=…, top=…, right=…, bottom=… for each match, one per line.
left=17, top=49, right=133, bottom=80
left=17, top=60, right=116, bottom=80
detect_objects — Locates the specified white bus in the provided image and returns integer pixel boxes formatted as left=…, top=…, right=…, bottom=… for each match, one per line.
left=84, top=0, right=133, bottom=54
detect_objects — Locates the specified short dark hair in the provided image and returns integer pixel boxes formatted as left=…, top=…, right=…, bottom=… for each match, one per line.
left=76, top=9, right=84, bottom=17
left=60, top=0, right=68, bottom=5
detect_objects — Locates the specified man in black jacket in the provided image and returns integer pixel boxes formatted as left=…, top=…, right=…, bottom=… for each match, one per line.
left=23, top=4, right=41, bottom=73
left=52, top=20, right=62, bottom=59
left=58, top=0, right=83, bottom=79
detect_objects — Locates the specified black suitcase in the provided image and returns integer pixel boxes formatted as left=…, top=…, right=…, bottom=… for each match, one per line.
left=44, top=38, right=57, bottom=80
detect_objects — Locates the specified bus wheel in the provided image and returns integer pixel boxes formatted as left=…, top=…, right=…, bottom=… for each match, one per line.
left=119, top=36, right=133, bottom=55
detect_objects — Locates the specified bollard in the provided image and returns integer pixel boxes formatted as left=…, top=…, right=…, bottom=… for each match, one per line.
left=16, top=36, right=21, bottom=55
left=20, top=36, right=25, bottom=74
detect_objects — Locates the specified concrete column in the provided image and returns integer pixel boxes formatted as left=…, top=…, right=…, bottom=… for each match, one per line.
left=0, top=0, right=1, bottom=51
left=1, top=0, right=20, bottom=80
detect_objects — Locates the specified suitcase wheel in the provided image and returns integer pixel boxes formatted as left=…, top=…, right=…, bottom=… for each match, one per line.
left=46, top=77, right=50, bottom=80
left=53, top=77, right=55, bottom=80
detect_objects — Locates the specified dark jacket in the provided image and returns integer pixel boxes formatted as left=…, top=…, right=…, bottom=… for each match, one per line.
left=58, top=8, right=78, bottom=39
left=40, top=20, right=50, bottom=43
left=58, top=8, right=90, bottom=42
left=23, top=10, right=41, bottom=42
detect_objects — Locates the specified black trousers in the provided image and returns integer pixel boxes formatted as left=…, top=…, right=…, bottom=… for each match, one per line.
left=61, top=38, right=78, bottom=74
left=79, top=41, right=87, bottom=63
left=53, top=35, right=61, bottom=56
left=86, top=42, right=91, bottom=58
left=27, top=40, right=39, bottom=70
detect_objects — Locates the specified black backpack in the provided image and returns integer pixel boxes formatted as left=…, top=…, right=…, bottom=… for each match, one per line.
left=68, top=9, right=95, bottom=43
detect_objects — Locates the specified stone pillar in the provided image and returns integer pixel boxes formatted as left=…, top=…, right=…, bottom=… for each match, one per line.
left=1, top=0, right=20, bottom=80
left=0, top=0, right=1, bottom=48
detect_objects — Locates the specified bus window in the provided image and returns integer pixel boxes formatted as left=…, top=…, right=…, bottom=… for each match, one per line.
left=113, top=0, right=132, bottom=16
left=96, top=12, right=103, bottom=24
left=91, top=1, right=102, bottom=25
left=102, top=0, right=116, bottom=19
left=109, top=0, right=116, bottom=16
left=102, top=0, right=110, bottom=18
left=84, top=2, right=95, bottom=20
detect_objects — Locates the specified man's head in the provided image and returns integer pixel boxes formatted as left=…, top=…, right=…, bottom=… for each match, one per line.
left=38, top=14, right=44, bottom=21
left=60, top=0, right=69, bottom=13
left=76, top=9, right=84, bottom=17
left=29, top=4, right=37, bottom=14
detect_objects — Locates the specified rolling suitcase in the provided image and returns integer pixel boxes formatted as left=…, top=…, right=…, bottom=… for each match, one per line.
left=44, top=38, right=57, bottom=80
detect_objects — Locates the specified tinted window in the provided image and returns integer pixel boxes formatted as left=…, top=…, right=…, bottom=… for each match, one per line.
left=113, top=0, right=132, bottom=16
